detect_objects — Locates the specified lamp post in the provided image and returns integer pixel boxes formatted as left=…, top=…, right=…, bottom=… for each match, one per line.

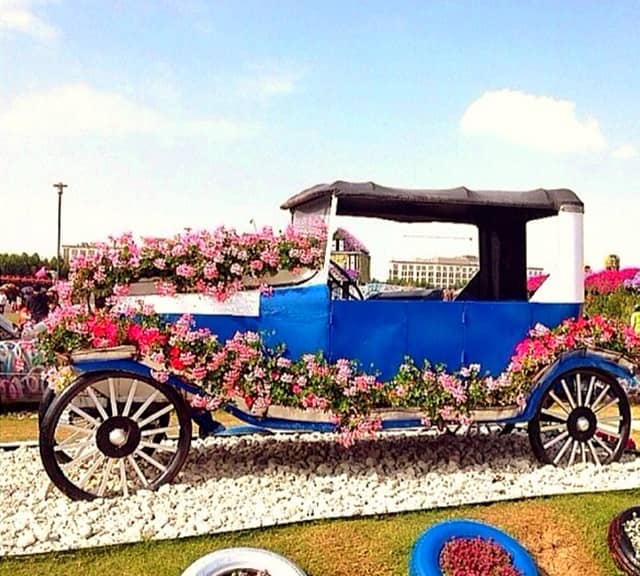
left=53, top=182, right=67, bottom=279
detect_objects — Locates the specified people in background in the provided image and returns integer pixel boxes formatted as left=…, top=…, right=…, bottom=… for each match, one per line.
left=47, top=288, right=58, bottom=313
left=631, top=304, right=640, bottom=335
left=27, top=285, right=50, bottom=323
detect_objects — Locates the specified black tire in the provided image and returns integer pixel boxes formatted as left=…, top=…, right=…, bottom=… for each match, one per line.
left=607, top=507, right=640, bottom=575
left=528, top=368, right=630, bottom=466
left=39, top=371, right=192, bottom=500
left=38, top=387, right=56, bottom=423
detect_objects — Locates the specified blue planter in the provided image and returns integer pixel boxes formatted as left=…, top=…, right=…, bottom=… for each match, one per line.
left=409, top=519, right=538, bottom=576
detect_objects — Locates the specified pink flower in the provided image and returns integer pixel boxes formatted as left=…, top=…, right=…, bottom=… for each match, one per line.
left=203, top=263, right=218, bottom=279
left=191, top=365, right=207, bottom=381
left=155, top=281, right=177, bottom=295
left=151, top=369, right=169, bottom=383
left=176, top=264, right=195, bottom=278
left=113, top=284, right=130, bottom=297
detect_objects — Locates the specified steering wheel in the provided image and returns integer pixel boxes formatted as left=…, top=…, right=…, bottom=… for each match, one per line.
left=329, top=259, right=364, bottom=300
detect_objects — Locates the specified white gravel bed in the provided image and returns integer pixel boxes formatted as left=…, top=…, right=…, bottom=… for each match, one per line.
left=1, top=429, right=640, bottom=557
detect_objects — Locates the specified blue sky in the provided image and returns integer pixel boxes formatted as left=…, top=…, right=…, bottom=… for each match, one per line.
left=1, top=1, right=639, bottom=278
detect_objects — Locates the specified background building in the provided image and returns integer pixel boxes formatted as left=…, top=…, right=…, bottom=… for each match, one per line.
left=331, top=228, right=371, bottom=283
left=388, top=255, right=543, bottom=288
left=62, top=243, right=99, bottom=263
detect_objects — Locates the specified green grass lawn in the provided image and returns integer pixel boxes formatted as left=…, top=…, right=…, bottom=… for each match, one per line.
left=1, top=490, right=637, bottom=576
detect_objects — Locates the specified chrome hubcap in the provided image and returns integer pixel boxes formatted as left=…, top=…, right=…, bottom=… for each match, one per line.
left=109, top=428, right=128, bottom=447
left=576, top=416, right=590, bottom=433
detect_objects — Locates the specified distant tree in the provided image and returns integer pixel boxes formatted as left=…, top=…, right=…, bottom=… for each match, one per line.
left=0, top=252, right=65, bottom=277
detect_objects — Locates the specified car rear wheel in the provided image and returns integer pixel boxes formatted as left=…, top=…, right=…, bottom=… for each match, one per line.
left=39, top=371, right=192, bottom=500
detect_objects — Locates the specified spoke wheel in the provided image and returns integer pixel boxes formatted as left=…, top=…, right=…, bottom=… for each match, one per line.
left=39, top=371, right=192, bottom=500
left=528, top=369, right=630, bottom=466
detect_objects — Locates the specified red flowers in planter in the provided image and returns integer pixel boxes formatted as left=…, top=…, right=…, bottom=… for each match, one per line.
left=439, top=536, right=522, bottom=576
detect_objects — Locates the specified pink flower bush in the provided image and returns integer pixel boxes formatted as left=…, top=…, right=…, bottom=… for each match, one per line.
left=69, top=225, right=326, bottom=303
left=586, top=268, right=640, bottom=294
left=528, top=267, right=640, bottom=296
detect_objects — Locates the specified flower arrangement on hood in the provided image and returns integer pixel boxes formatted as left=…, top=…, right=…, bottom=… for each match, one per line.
left=68, top=225, right=326, bottom=303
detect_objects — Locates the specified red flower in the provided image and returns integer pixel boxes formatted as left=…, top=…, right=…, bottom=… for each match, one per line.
left=127, top=323, right=143, bottom=343
left=169, top=346, right=185, bottom=370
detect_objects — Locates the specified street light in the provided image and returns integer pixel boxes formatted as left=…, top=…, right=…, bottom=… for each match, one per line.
left=53, top=182, right=67, bottom=279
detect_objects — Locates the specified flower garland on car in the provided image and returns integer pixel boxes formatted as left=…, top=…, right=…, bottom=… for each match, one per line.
left=31, top=225, right=640, bottom=445
left=33, top=289, right=640, bottom=446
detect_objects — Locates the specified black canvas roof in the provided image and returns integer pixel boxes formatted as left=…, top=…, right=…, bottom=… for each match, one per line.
left=281, top=181, right=583, bottom=224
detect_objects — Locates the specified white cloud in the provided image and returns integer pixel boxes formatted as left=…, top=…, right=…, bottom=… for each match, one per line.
left=0, top=83, right=254, bottom=140
left=244, top=73, right=297, bottom=96
left=460, top=89, right=607, bottom=154
left=0, top=0, right=57, bottom=40
left=236, top=64, right=303, bottom=100
left=184, top=118, right=255, bottom=140
left=612, top=144, right=638, bottom=160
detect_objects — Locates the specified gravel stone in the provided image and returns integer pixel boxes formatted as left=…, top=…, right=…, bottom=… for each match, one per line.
left=2, top=428, right=640, bottom=556
left=16, top=530, right=36, bottom=548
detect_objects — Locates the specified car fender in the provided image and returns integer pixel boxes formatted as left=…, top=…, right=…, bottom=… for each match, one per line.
left=71, top=358, right=203, bottom=395
left=521, top=348, right=637, bottom=421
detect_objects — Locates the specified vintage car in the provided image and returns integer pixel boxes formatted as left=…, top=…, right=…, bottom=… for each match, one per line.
left=37, top=181, right=636, bottom=500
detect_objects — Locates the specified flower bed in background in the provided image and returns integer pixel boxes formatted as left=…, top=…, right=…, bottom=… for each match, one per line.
left=527, top=267, right=640, bottom=296
left=586, top=268, right=640, bottom=295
